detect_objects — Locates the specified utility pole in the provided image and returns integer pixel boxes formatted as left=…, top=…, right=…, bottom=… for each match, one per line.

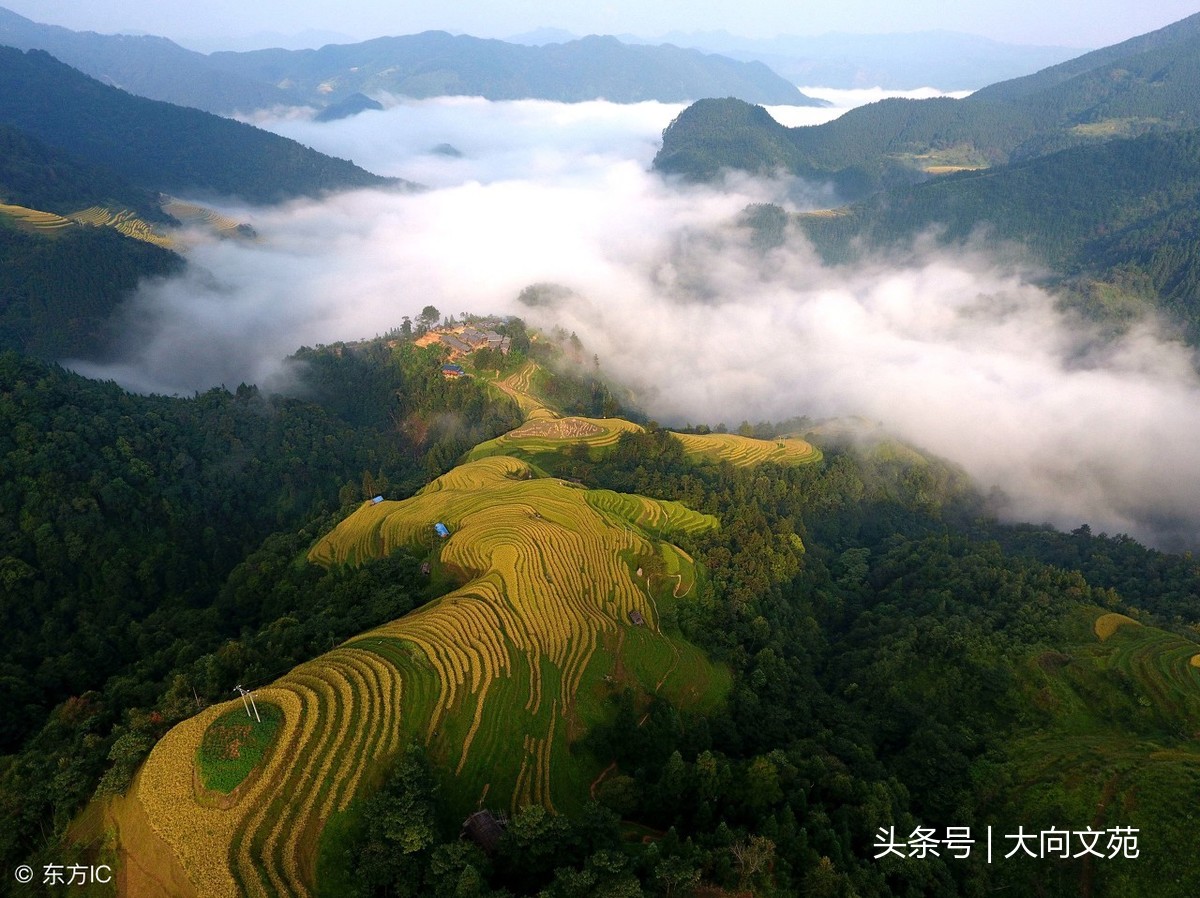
left=234, top=685, right=261, bottom=723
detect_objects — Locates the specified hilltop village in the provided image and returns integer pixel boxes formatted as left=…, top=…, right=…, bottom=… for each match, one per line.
left=414, top=322, right=513, bottom=378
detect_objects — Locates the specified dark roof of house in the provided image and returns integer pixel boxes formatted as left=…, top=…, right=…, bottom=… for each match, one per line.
left=462, top=810, right=506, bottom=852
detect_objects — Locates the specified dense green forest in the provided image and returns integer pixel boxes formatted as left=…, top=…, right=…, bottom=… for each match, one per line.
left=0, top=47, right=399, bottom=203
left=0, top=124, right=164, bottom=221
left=0, top=225, right=183, bottom=359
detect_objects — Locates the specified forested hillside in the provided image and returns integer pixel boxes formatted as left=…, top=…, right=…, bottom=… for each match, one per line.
left=0, top=329, right=1189, bottom=897
left=971, top=11, right=1200, bottom=106
left=797, top=127, right=1200, bottom=338
left=654, top=12, right=1200, bottom=193
left=0, top=5, right=302, bottom=114
left=0, top=226, right=182, bottom=358
left=0, top=124, right=163, bottom=220
left=0, top=44, right=414, bottom=364
left=0, top=47, right=397, bottom=203
left=0, top=336, right=526, bottom=880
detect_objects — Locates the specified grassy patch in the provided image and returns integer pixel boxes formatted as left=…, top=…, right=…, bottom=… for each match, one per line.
left=196, top=702, right=283, bottom=794
left=1069, top=117, right=1162, bottom=138
left=888, top=143, right=990, bottom=172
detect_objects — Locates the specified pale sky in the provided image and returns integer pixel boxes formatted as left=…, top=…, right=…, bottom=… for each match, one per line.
left=4, top=0, right=1198, bottom=49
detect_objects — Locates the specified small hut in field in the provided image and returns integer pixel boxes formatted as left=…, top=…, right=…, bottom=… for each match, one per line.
left=462, top=809, right=506, bottom=853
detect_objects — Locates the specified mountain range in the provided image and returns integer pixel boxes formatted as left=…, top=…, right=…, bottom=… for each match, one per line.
left=512, top=28, right=1084, bottom=90
left=0, top=6, right=305, bottom=114
left=0, top=7, right=820, bottom=113
left=206, top=32, right=821, bottom=107
left=657, top=11, right=1200, bottom=186
left=654, top=12, right=1200, bottom=339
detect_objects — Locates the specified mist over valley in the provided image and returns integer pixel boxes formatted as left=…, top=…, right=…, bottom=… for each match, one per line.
left=68, top=91, right=1200, bottom=550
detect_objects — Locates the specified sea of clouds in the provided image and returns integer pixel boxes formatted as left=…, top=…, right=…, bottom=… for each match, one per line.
left=67, top=89, right=1200, bottom=548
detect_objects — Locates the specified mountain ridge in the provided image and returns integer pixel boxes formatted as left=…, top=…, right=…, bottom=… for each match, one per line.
left=207, top=30, right=823, bottom=106
left=654, top=11, right=1200, bottom=192
left=0, top=7, right=825, bottom=112
left=0, top=46, right=398, bottom=204
left=0, top=5, right=304, bottom=113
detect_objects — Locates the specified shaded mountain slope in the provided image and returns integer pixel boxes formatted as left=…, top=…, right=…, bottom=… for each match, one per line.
left=0, top=123, right=163, bottom=220
left=797, top=127, right=1200, bottom=336
left=0, top=5, right=301, bottom=113
left=0, top=47, right=397, bottom=203
left=655, top=12, right=1200, bottom=191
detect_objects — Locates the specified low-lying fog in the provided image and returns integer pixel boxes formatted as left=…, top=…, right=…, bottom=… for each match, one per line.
left=68, top=90, right=1200, bottom=549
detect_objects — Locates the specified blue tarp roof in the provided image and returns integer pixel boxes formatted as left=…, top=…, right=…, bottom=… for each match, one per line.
left=434, top=522, right=450, bottom=538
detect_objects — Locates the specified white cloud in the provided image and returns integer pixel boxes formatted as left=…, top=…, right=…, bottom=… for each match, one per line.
left=69, top=96, right=1200, bottom=548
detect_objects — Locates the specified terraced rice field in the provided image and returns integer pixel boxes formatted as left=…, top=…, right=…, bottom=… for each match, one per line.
left=162, top=199, right=245, bottom=235
left=670, top=431, right=822, bottom=467
left=585, top=489, right=717, bottom=540
left=69, top=206, right=175, bottom=248
left=999, top=611, right=1200, bottom=884
left=131, top=455, right=725, bottom=897
left=489, top=362, right=554, bottom=419
left=0, top=202, right=74, bottom=231
left=134, top=646, right=406, bottom=898
left=1094, top=611, right=1140, bottom=641
left=467, top=415, right=643, bottom=462
left=1090, top=617, right=1200, bottom=722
